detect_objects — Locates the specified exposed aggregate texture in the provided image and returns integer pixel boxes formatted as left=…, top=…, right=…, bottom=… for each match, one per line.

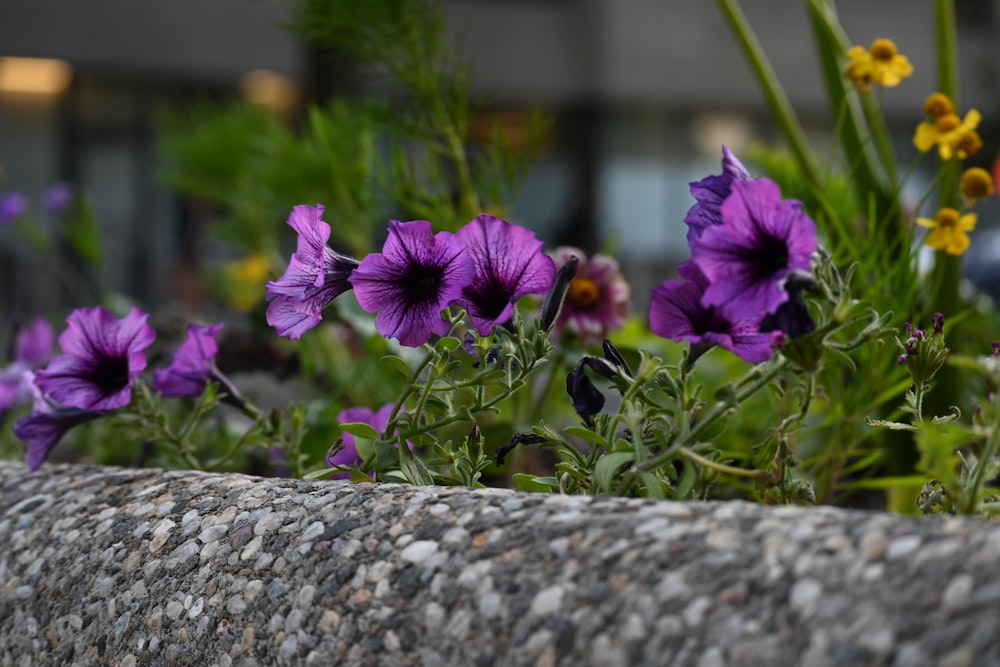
left=1, top=462, right=999, bottom=666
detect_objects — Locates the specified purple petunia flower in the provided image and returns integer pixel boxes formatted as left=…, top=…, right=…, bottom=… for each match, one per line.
left=34, top=306, right=156, bottom=412
left=649, top=262, right=781, bottom=363
left=454, top=215, right=556, bottom=335
left=0, top=192, right=27, bottom=225
left=328, top=404, right=411, bottom=479
left=266, top=205, right=360, bottom=340
left=153, top=323, right=225, bottom=398
left=43, top=182, right=75, bottom=215
left=15, top=372, right=102, bottom=471
left=685, top=146, right=752, bottom=240
left=350, top=220, right=475, bottom=347
left=0, top=317, right=56, bottom=415
left=689, top=178, right=817, bottom=324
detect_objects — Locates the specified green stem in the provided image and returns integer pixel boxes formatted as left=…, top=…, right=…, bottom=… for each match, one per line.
left=615, top=356, right=789, bottom=495
left=964, top=418, right=1000, bottom=514
left=718, top=0, right=819, bottom=187
left=679, top=447, right=766, bottom=479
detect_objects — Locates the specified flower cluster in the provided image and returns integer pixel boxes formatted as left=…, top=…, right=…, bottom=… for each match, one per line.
left=649, top=147, right=818, bottom=363
left=12, top=307, right=238, bottom=470
left=844, top=38, right=913, bottom=93
left=267, top=207, right=557, bottom=347
left=914, top=92, right=982, bottom=161
left=909, top=92, right=988, bottom=255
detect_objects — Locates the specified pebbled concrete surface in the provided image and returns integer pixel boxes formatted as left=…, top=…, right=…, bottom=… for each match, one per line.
left=1, top=462, right=998, bottom=666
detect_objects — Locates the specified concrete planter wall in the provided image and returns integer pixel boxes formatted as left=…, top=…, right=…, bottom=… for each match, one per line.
left=1, top=461, right=997, bottom=666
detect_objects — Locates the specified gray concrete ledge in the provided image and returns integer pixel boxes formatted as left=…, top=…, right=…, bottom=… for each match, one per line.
left=1, top=462, right=998, bottom=667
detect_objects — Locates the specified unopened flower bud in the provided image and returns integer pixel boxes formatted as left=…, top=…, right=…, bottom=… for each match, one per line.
left=541, top=255, right=579, bottom=332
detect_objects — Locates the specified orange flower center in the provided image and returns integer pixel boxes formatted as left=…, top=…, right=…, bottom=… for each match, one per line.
left=935, top=114, right=961, bottom=132
left=958, top=132, right=983, bottom=157
left=870, top=39, right=898, bottom=62
left=960, top=168, right=994, bottom=199
left=566, top=277, right=601, bottom=310
left=937, top=208, right=960, bottom=229
left=924, top=93, right=954, bottom=119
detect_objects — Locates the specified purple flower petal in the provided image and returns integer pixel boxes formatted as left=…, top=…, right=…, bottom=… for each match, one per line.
left=14, top=372, right=101, bottom=471
left=649, top=262, right=778, bottom=363
left=0, top=364, right=31, bottom=413
left=454, top=215, right=555, bottom=335
left=685, top=146, right=752, bottom=239
left=35, top=306, right=156, bottom=411
left=153, top=323, right=224, bottom=398
left=0, top=192, right=27, bottom=225
left=15, top=317, right=55, bottom=367
left=266, top=205, right=359, bottom=339
left=350, top=220, right=474, bottom=347
left=329, top=404, right=408, bottom=479
left=691, top=178, right=816, bottom=323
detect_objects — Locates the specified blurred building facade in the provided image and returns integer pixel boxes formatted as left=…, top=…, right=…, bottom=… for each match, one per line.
left=1, top=0, right=999, bottom=320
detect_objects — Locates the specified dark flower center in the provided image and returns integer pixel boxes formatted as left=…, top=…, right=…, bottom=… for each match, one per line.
left=750, top=233, right=789, bottom=282
left=93, top=354, right=131, bottom=395
left=691, top=305, right=731, bottom=336
left=468, top=275, right=511, bottom=320
left=566, top=277, right=601, bottom=310
left=403, top=264, right=445, bottom=305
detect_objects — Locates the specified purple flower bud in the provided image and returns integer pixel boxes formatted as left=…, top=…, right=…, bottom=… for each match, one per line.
left=932, top=312, right=945, bottom=336
left=602, top=339, right=632, bottom=378
left=896, top=354, right=907, bottom=365
left=992, top=341, right=1000, bottom=357
left=494, top=432, right=546, bottom=466
left=566, top=361, right=605, bottom=426
left=541, top=255, right=579, bottom=332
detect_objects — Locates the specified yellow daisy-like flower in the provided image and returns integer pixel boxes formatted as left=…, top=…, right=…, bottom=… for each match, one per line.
left=915, top=208, right=976, bottom=255
left=844, top=38, right=914, bottom=93
left=960, top=167, right=995, bottom=206
left=923, top=92, right=955, bottom=119
left=913, top=109, right=982, bottom=160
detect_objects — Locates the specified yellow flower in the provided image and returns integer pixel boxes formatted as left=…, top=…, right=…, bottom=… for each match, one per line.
left=923, top=92, right=954, bottom=119
left=225, top=253, right=270, bottom=312
left=913, top=109, right=982, bottom=160
left=960, top=167, right=995, bottom=206
left=844, top=38, right=913, bottom=93
left=915, top=208, right=976, bottom=255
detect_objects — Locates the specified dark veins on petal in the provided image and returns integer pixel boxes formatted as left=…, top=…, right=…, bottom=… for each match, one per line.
left=468, top=271, right=510, bottom=320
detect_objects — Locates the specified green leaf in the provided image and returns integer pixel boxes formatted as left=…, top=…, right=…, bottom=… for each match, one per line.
left=302, top=467, right=339, bottom=480
left=435, top=336, right=462, bottom=353
left=340, top=422, right=380, bottom=440
left=399, top=447, right=435, bottom=486
left=381, top=355, right=412, bottom=379
left=564, top=427, right=610, bottom=448
left=594, top=451, right=636, bottom=494
left=673, top=458, right=698, bottom=500
left=512, top=474, right=558, bottom=493
left=639, top=472, right=667, bottom=499
left=713, top=383, right=738, bottom=407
